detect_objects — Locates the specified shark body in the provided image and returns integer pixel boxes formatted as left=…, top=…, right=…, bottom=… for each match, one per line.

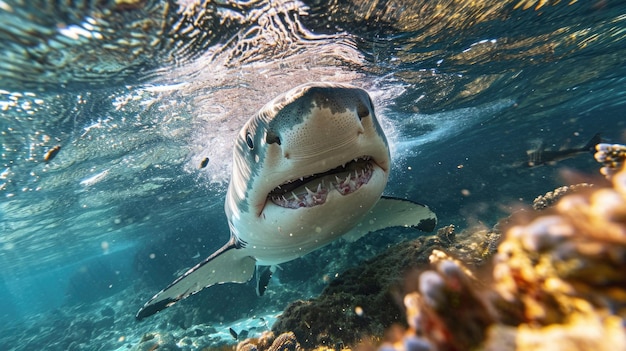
left=136, top=82, right=436, bottom=320
left=526, top=133, right=602, bottom=167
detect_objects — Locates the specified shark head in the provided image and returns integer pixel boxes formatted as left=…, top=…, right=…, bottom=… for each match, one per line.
left=225, top=83, right=391, bottom=259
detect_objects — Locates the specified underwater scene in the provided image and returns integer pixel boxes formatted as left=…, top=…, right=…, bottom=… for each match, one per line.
left=1, top=0, right=626, bottom=350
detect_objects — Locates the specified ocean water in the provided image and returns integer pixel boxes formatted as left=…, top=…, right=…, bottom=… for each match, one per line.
left=0, top=0, right=625, bottom=349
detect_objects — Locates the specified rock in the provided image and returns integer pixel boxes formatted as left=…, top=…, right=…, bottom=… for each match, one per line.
left=132, top=332, right=179, bottom=351
left=268, top=332, right=300, bottom=351
left=271, top=225, right=500, bottom=348
left=101, top=306, right=115, bottom=318
left=93, top=316, right=114, bottom=331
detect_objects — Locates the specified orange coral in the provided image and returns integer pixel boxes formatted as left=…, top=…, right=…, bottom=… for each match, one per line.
left=398, top=163, right=626, bottom=350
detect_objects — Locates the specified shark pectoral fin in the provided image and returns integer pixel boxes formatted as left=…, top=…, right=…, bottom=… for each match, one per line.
left=342, top=196, right=437, bottom=242
left=136, top=237, right=256, bottom=320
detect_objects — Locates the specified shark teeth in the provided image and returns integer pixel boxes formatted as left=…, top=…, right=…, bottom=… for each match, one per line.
left=271, top=186, right=329, bottom=209
left=332, top=164, right=373, bottom=196
left=269, top=157, right=374, bottom=209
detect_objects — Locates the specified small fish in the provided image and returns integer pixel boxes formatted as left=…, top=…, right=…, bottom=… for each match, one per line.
left=199, top=157, right=209, bottom=169
left=43, top=145, right=61, bottom=162
left=229, top=327, right=238, bottom=340
left=526, top=133, right=602, bottom=167
left=80, top=169, right=109, bottom=187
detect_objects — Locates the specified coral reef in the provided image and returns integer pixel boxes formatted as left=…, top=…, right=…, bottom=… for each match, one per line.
left=532, top=183, right=594, bottom=210
left=595, top=143, right=626, bottom=179
left=401, top=250, right=495, bottom=350
left=237, top=331, right=301, bottom=351
left=239, top=225, right=500, bottom=349
left=384, top=162, right=626, bottom=351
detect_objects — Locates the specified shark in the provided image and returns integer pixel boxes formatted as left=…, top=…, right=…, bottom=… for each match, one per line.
left=136, top=82, right=437, bottom=320
left=526, top=133, right=602, bottom=167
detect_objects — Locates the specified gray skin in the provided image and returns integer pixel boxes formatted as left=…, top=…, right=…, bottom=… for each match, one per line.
left=526, top=133, right=602, bottom=167
left=136, top=83, right=436, bottom=320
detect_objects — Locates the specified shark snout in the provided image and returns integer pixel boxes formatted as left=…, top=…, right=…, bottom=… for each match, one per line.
left=276, top=109, right=367, bottom=161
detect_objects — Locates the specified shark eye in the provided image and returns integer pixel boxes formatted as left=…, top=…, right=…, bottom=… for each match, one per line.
left=356, top=105, right=370, bottom=119
left=265, top=130, right=281, bottom=145
left=357, top=101, right=371, bottom=120
left=245, top=133, right=254, bottom=150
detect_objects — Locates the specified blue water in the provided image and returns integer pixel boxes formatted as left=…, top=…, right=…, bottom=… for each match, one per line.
left=1, top=0, right=625, bottom=349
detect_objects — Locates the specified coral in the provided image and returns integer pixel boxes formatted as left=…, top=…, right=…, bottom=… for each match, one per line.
left=203, top=345, right=240, bottom=351
left=595, top=143, right=626, bottom=179
left=385, top=163, right=626, bottom=351
left=531, top=183, right=594, bottom=210
left=237, top=332, right=301, bottom=351
left=238, top=343, right=259, bottom=351
left=268, top=332, right=300, bottom=351
left=402, top=250, right=496, bottom=350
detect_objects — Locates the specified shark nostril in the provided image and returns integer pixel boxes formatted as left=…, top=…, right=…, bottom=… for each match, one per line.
left=266, top=130, right=281, bottom=145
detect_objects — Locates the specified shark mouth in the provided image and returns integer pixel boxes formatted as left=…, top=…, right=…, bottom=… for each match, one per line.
left=268, top=156, right=375, bottom=209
